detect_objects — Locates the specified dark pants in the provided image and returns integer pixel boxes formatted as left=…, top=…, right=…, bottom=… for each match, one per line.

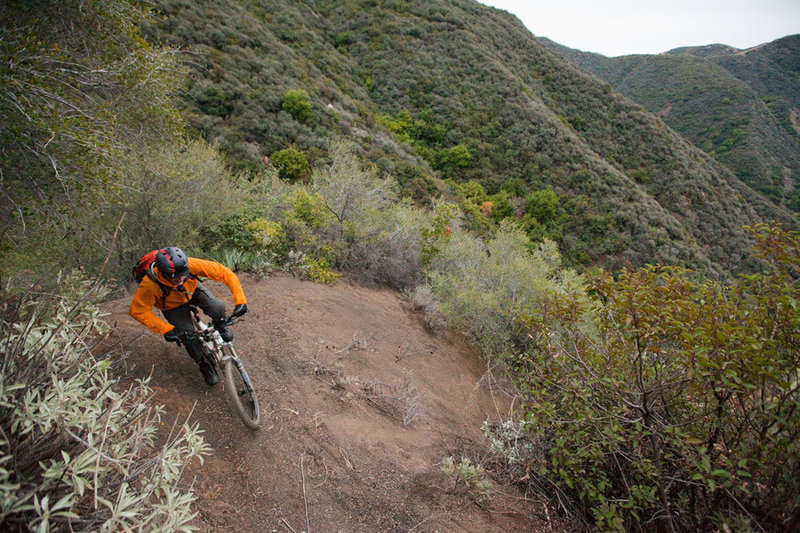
left=162, top=284, right=226, bottom=363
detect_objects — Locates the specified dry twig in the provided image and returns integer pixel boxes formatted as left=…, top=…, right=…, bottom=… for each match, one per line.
left=301, top=452, right=311, bottom=533
left=281, top=518, right=298, bottom=533
left=407, top=513, right=439, bottom=532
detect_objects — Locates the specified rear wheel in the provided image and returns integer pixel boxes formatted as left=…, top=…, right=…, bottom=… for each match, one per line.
left=223, top=346, right=260, bottom=429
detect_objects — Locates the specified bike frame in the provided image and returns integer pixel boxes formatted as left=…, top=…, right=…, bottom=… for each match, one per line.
left=188, top=306, right=259, bottom=430
left=192, top=310, right=233, bottom=367
left=192, top=311, right=254, bottom=381
left=189, top=305, right=260, bottom=429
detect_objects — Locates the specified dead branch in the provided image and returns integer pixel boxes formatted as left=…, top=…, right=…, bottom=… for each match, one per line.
left=301, top=452, right=311, bottom=533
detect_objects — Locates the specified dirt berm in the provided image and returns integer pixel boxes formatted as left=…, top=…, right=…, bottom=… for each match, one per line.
left=106, top=273, right=558, bottom=532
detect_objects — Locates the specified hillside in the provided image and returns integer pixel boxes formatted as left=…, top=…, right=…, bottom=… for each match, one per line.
left=540, top=34, right=800, bottom=213
left=143, top=0, right=797, bottom=277
left=107, top=274, right=557, bottom=532
left=4, top=3, right=799, bottom=531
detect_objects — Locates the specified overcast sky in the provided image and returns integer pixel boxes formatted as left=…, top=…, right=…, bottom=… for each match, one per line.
left=479, top=0, right=800, bottom=57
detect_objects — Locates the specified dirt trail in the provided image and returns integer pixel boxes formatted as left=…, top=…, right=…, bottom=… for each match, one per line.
left=106, top=273, right=552, bottom=532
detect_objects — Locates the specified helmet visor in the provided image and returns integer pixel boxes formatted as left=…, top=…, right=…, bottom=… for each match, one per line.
left=166, top=267, right=189, bottom=281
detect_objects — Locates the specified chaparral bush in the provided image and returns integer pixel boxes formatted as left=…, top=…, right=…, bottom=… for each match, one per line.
left=499, top=224, right=800, bottom=531
left=280, top=89, right=313, bottom=124
left=0, top=272, right=210, bottom=532
left=426, top=220, right=585, bottom=357
left=222, top=139, right=433, bottom=288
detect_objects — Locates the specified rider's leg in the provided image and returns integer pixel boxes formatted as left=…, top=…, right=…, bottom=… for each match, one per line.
left=191, top=284, right=233, bottom=342
left=162, top=304, right=219, bottom=386
left=161, top=303, right=194, bottom=331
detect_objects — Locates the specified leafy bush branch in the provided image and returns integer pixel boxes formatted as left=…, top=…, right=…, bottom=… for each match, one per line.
left=0, top=272, right=210, bottom=531
left=441, top=456, right=492, bottom=503
left=505, top=224, right=800, bottom=531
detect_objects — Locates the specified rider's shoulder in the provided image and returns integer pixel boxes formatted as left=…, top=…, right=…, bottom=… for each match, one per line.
left=187, top=256, right=229, bottom=270
left=133, top=274, right=161, bottom=295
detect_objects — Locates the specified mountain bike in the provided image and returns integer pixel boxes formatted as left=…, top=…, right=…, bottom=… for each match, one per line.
left=188, top=305, right=261, bottom=429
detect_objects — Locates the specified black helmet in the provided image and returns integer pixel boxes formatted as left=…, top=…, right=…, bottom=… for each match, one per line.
left=155, top=247, right=190, bottom=280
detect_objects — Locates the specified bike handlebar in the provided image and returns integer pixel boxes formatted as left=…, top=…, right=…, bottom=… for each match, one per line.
left=220, top=314, right=241, bottom=327
left=181, top=308, right=242, bottom=339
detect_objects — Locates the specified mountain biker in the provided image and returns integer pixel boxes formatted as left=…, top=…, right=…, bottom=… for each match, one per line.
left=129, top=247, right=248, bottom=386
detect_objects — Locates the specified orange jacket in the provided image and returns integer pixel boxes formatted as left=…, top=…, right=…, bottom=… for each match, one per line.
left=129, top=257, right=247, bottom=335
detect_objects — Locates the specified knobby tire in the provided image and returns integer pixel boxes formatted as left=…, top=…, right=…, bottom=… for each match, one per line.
left=223, top=345, right=261, bottom=429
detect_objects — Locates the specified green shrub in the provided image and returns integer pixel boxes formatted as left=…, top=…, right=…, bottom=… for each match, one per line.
left=309, top=140, right=436, bottom=286
left=284, top=189, right=330, bottom=230
left=246, top=218, right=289, bottom=256
left=302, top=255, right=339, bottom=285
left=520, top=187, right=567, bottom=244
left=441, top=456, right=492, bottom=503
left=335, top=31, right=353, bottom=48
left=199, top=206, right=262, bottom=253
left=216, top=247, right=248, bottom=271
left=421, top=200, right=459, bottom=266
left=214, top=248, right=275, bottom=276
left=452, top=179, right=487, bottom=204
left=210, top=217, right=286, bottom=276
left=0, top=272, right=210, bottom=531
left=285, top=251, right=339, bottom=285
left=271, top=145, right=311, bottom=182
left=526, top=187, right=560, bottom=223
left=245, top=140, right=433, bottom=288
left=281, top=88, right=313, bottom=123
left=487, top=190, right=513, bottom=222
left=121, top=139, right=242, bottom=259
left=427, top=222, right=579, bottom=356
left=344, top=201, right=431, bottom=289
left=434, top=144, right=472, bottom=176
left=506, top=224, right=800, bottom=531
left=311, top=139, right=397, bottom=225
left=376, top=109, right=412, bottom=138
left=277, top=189, right=331, bottom=260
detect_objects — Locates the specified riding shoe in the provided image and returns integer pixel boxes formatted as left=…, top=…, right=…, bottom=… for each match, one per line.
left=198, top=360, right=219, bottom=386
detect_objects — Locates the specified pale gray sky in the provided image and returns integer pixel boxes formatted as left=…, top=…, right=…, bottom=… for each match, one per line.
left=479, top=0, right=800, bottom=56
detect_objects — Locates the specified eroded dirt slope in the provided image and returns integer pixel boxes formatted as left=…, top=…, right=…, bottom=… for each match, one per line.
left=106, top=273, right=554, bottom=532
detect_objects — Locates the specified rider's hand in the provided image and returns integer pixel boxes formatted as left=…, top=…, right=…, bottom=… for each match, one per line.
left=164, top=328, right=182, bottom=347
left=233, top=303, right=248, bottom=317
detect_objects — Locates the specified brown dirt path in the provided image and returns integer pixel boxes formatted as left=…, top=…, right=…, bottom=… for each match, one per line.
left=105, top=273, right=555, bottom=532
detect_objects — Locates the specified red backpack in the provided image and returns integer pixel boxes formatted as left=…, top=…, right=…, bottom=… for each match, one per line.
left=132, top=250, right=161, bottom=283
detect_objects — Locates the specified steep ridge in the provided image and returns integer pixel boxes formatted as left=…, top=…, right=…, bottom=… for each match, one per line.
left=541, top=34, right=800, bottom=213
left=145, top=0, right=796, bottom=276
left=107, top=274, right=557, bottom=532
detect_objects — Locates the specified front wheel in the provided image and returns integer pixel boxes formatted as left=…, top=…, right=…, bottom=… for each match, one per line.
left=222, top=346, right=260, bottom=430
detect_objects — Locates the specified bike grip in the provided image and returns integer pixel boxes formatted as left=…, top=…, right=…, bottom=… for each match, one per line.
left=164, top=329, right=182, bottom=347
